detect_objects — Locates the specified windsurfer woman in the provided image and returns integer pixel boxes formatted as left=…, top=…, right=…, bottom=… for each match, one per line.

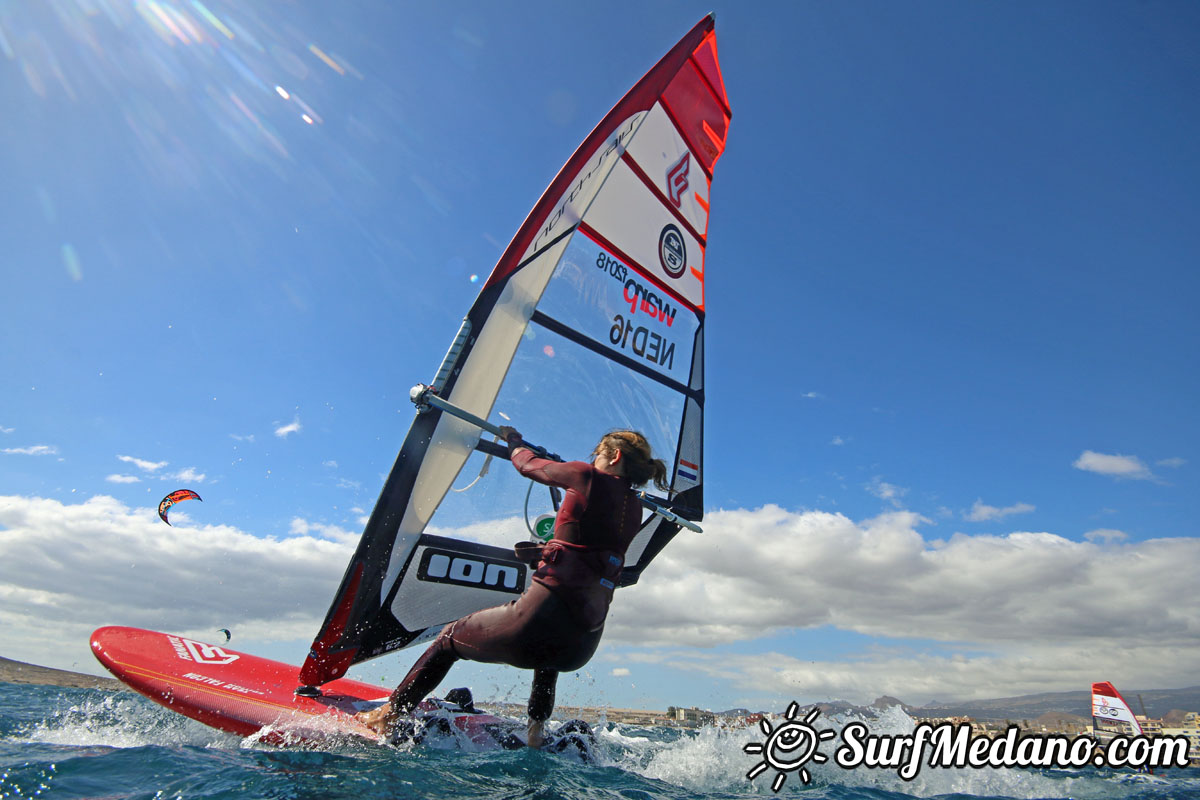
left=356, top=428, right=667, bottom=747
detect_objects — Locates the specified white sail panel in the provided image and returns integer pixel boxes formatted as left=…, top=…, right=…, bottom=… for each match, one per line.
left=411, top=244, right=565, bottom=521
left=624, top=103, right=713, bottom=238
left=579, top=158, right=705, bottom=311
left=376, top=239, right=568, bottom=596
left=518, top=113, right=646, bottom=266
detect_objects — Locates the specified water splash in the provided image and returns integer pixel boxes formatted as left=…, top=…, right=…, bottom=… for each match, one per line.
left=15, top=691, right=230, bottom=750
left=4, top=687, right=1197, bottom=800
left=594, top=706, right=1192, bottom=799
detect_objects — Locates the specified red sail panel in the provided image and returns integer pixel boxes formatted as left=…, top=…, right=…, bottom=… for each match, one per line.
left=661, top=60, right=730, bottom=175
left=691, top=31, right=730, bottom=115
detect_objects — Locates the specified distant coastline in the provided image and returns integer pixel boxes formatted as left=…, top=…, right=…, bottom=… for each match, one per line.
left=2, top=653, right=1198, bottom=728
left=0, top=655, right=125, bottom=691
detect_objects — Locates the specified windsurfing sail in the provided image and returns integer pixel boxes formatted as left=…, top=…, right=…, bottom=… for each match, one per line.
left=1092, top=681, right=1146, bottom=743
left=299, top=15, right=730, bottom=689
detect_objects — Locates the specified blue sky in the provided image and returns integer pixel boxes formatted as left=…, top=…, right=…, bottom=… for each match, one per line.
left=2, top=1, right=1198, bottom=715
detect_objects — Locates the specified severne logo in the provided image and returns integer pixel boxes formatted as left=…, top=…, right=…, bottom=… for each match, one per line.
left=667, top=151, right=690, bottom=208
left=182, top=638, right=239, bottom=665
left=658, top=224, right=687, bottom=278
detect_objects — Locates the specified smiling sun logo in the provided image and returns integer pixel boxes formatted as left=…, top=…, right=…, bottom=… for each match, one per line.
left=744, top=702, right=837, bottom=791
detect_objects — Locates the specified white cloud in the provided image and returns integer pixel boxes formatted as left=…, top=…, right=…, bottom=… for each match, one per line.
left=800, top=392, right=822, bottom=399
left=105, top=474, right=140, bottom=484
left=170, top=467, right=206, bottom=483
left=830, top=436, right=845, bottom=446
left=866, top=478, right=907, bottom=506
left=604, top=504, right=1200, bottom=703
left=323, top=460, right=338, bottom=468
left=230, top=434, right=256, bottom=443
left=426, top=516, right=528, bottom=549
left=3, top=445, right=58, bottom=456
left=1084, top=528, right=1128, bottom=544
left=611, top=667, right=631, bottom=677
left=4, top=495, right=1196, bottom=707
left=0, top=425, right=14, bottom=434
left=287, top=517, right=358, bottom=545
left=0, top=494, right=352, bottom=673
left=623, top=645, right=1199, bottom=708
left=118, top=454, right=167, bottom=472
left=1157, top=457, right=1186, bottom=469
left=964, top=499, right=1035, bottom=522
left=1073, top=450, right=1153, bottom=480
left=275, top=416, right=302, bottom=438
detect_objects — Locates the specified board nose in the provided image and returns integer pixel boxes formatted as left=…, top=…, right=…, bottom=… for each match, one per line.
left=90, top=625, right=129, bottom=675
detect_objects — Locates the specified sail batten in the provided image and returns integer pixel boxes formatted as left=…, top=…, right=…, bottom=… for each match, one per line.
left=529, top=310, right=699, bottom=399
left=300, top=15, right=729, bottom=688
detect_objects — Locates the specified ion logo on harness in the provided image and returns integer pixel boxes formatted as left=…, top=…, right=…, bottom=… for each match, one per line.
left=417, top=548, right=526, bottom=594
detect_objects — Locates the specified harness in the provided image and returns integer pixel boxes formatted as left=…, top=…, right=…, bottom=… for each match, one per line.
left=514, top=539, right=624, bottom=631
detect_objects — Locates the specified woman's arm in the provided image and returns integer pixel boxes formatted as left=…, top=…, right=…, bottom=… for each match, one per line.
left=499, top=426, right=590, bottom=494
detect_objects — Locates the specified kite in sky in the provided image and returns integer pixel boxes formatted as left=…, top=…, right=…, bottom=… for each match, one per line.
left=158, top=489, right=201, bottom=525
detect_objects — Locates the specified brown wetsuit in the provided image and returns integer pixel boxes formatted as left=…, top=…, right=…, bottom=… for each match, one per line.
left=385, top=441, right=642, bottom=722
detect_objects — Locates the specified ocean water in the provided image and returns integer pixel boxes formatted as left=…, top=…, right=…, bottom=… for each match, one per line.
left=2, top=682, right=1197, bottom=800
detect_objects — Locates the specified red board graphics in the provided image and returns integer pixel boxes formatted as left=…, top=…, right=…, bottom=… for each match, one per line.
left=90, top=626, right=509, bottom=748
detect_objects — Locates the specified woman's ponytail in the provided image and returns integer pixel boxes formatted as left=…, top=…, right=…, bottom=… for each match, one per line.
left=597, top=430, right=669, bottom=491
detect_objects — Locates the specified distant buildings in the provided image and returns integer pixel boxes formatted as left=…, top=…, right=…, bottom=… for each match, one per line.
left=1159, top=711, right=1200, bottom=766
left=667, top=705, right=716, bottom=727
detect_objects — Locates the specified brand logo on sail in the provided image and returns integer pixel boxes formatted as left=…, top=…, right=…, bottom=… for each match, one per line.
left=659, top=224, right=687, bottom=278
left=595, top=252, right=677, bottom=328
left=667, top=152, right=690, bottom=208
left=418, top=549, right=525, bottom=594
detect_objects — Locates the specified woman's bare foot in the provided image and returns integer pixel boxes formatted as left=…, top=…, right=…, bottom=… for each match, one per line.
left=354, top=703, right=393, bottom=735
left=526, top=719, right=544, bottom=748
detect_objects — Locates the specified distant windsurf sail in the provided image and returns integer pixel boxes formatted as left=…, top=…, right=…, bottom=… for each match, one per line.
left=1092, top=681, right=1145, bottom=742
left=299, top=16, right=730, bottom=688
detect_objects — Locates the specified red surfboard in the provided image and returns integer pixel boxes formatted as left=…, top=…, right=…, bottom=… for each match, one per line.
left=90, top=626, right=509, bottom=747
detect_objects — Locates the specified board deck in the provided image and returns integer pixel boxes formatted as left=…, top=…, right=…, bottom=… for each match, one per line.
left=91, top=626, right=592, bottom=754
left=91, top=625, right=525, bottom=750
left=91, top=626, right=390, bottom=745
